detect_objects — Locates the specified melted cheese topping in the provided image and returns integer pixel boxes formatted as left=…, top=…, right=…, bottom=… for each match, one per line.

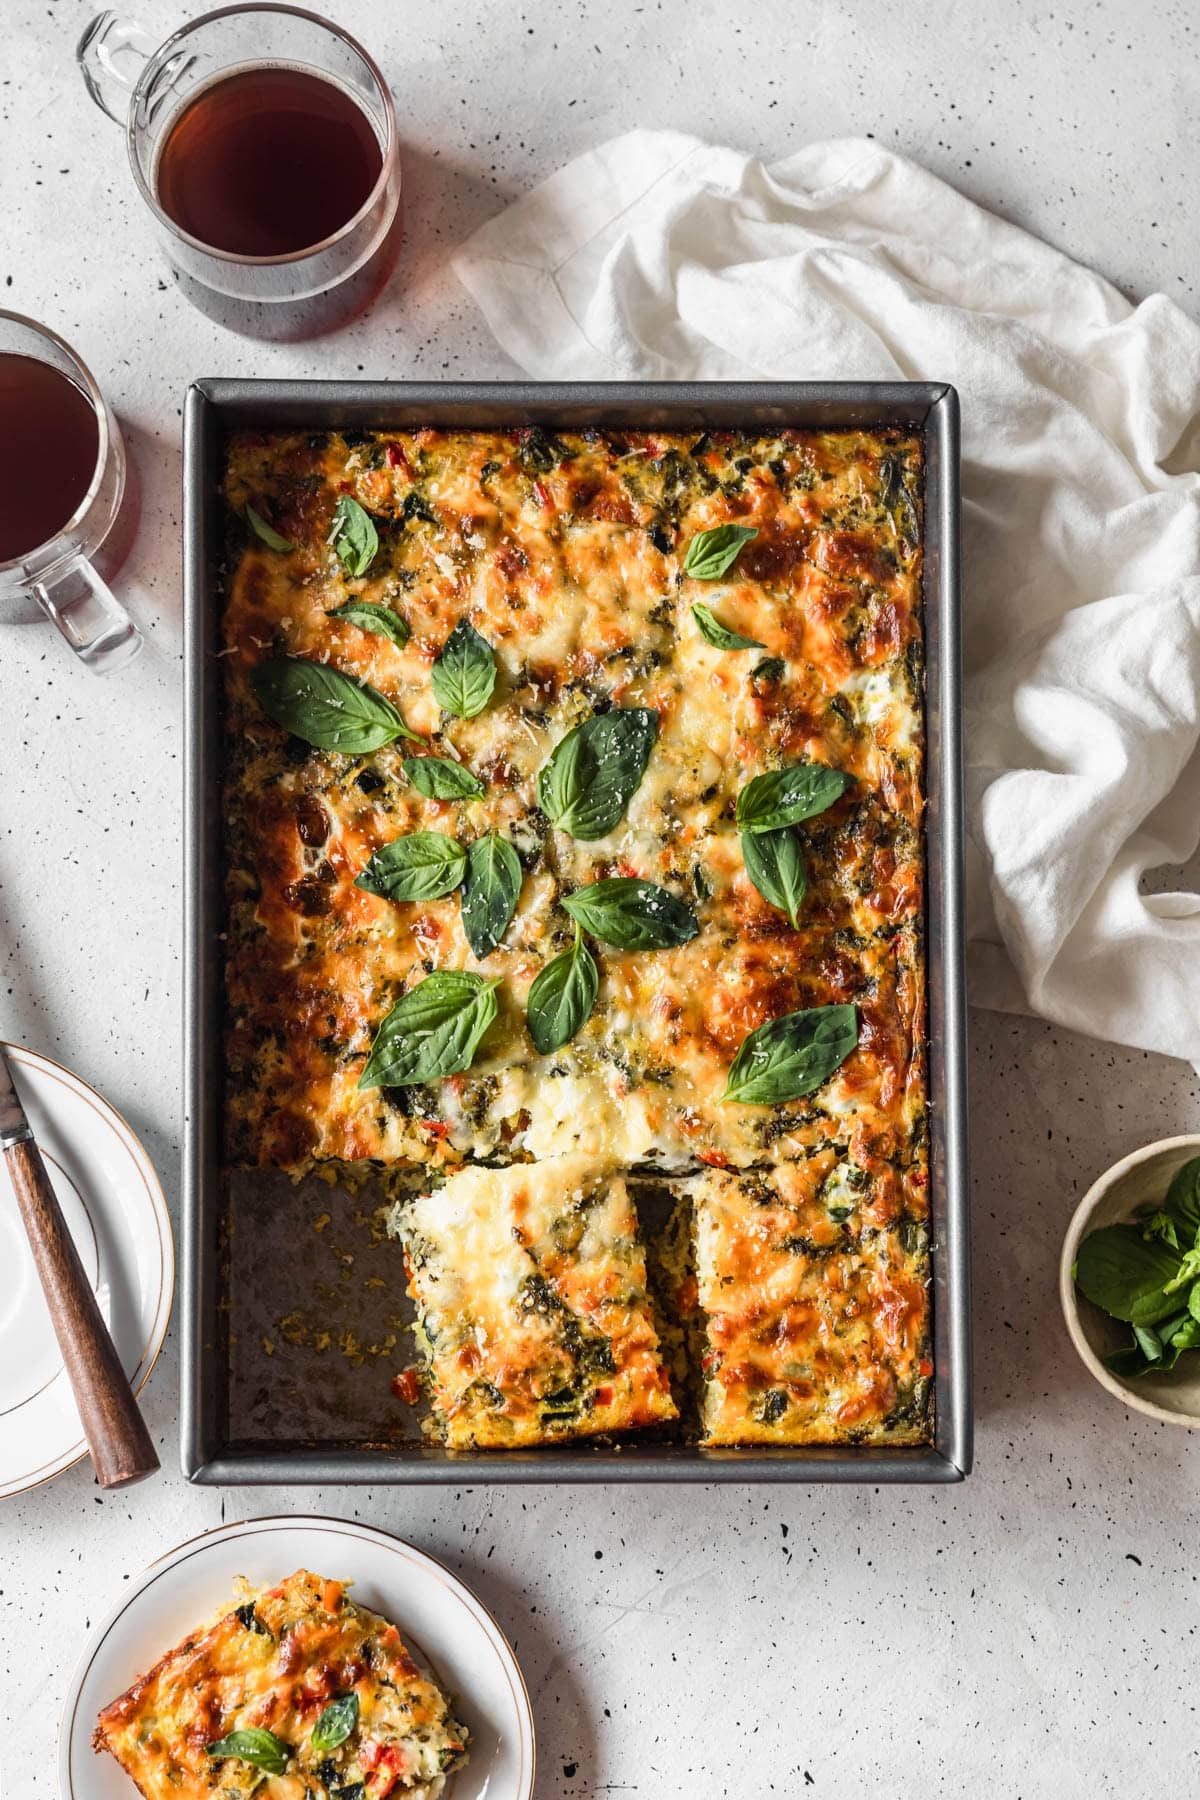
left=222, top=427, right=925, bottom=1178
left=93, top=1568, right=468, bottom=1799
left=686, top=1161, right=931, bottom=1445
left=400, top=1155, right=676, bottom=1448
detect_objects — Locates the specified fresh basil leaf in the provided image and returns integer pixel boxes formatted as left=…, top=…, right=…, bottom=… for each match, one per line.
left=1132, top=1323, right=1164, bottom=1363
left=1141, top=1209, right=1181, bottom=1252
left=736, top=762, right=850, bottom=834
left=682, top=522, right=758, bottom=579
left=691, top=602, right=765, bottom=651
left=1164, top=1154, right=1200, bottom=1239
left=750, top=656, right=785, bottom=686
left=1108, top=1311, right=1200, bottom=1376
left=537, top=708, right=658, bottom=841
left=1171, top=1313, right=1200, bottom=1352
left=741, top=827, right=807, bottom=927
left=461, top=836, right=522, bottom=958
left=245, top=504, right=294, bottom=552
left=1073, top=1224, right=1184, bottom=1325
left=311, top=1693, right=359, bottom=1756
left=251, top=656, right=420, bottom=751
left=430, top=620, right=497, bottom=719
left=329, top=495, right=379, bottom=577
left=359, top=970, right=500, bottom=1089
left=326, top=598, right=410, bottom=647
left=402, top=755, right=485, bottom=800
left=354, top=833, right=467, bottom=903
left=1104, top=1342, right=1155, bottom=1378
left=527, top=927, right=598, bottom=1055
left=1164, top=1244, right=1200, bottom=1295
left=561, top=878, right=699, bottom=951
left=722, top=1002, right=858, bottom=1106
left=207, top=1729, right=290, bottom=1776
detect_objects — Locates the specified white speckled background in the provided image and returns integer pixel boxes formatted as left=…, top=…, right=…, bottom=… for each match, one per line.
left=2, top=1, right=1199, bottom=1793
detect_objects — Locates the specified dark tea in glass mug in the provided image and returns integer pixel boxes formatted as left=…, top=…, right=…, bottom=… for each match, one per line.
left=78, top=4, right=403, bottom=341
left=0, top=313, right=141, bottom=673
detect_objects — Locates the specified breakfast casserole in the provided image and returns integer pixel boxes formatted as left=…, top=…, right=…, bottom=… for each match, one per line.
left=93, top=1567, right=468, bottom=1798
left=681, top=1160, right=931, bottom=1444
left=219, top=423, right=930, bottom=1448
left=398, top=1154, right=676, bottom=1447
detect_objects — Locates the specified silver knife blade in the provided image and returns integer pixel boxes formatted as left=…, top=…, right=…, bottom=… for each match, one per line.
left=0, top=1044, right=35, bottom=1150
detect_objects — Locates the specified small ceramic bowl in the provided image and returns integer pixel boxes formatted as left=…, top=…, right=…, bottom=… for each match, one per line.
left=1060, top=1134, right=1200, bottom=1427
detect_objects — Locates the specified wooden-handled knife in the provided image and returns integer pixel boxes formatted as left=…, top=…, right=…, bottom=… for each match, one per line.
left=0, top=1045, right=159, bottom=1488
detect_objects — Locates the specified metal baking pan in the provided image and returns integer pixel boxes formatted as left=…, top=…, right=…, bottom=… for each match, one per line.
left=182, top=379, right=970, bottom=1485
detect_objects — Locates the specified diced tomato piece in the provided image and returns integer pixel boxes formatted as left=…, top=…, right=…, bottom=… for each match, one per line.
left=594, top=1385, right=613, bottom=1407
left=697, top=1149, right=730, bottom=1169
left=918, top=1357, right=934, bottom=1379
left=385, top=442, right=411, bottom=475
left=533, top=478, right=551, bottom=510
left=362, top=1741, right=411, bottom=1797
left=392, top=1368, right=422, bottom=1406
left=419, top=1118, right=450, bottom=1139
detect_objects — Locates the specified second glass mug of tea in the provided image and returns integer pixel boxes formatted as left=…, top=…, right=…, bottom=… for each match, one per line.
left=0, top=312, right=141, bottom=673
left=77, top=4, right=403, bottom=340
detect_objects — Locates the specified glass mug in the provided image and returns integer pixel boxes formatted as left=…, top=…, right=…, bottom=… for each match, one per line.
left=77, top=3, right=402, bottom=342
left=0, top=314, right=141, bottom=674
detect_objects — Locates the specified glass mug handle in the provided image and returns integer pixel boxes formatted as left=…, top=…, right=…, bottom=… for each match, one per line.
left=32, top=556, right=141, bottom=673
left=77, top=12, right=158, bottom=123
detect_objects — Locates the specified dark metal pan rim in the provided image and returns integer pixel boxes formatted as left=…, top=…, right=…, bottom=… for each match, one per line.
left=183, top=378, right=970, bottom=1486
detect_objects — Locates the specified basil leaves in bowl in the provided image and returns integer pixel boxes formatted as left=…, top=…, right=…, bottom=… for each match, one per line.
left=1060, top=1136, right=1200, bottom=1427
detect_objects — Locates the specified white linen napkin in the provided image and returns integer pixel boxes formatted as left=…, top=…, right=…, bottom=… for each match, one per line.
left=453, top=130, right=1200, bottom=1066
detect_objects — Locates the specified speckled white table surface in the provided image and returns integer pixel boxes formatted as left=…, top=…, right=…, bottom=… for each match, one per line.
left=2, top=1, right=1199, bottom=1794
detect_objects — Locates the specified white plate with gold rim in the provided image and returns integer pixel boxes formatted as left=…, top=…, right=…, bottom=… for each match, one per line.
left=0, top=1042, right=172, bottom=1498
left=59, top=1513, right=536, bottom=1799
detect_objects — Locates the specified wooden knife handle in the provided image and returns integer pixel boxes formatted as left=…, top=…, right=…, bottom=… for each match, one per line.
left=6, top=1136, right=159, bottom=1488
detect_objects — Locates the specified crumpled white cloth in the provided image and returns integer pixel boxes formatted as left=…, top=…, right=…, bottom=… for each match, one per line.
left=453, top=130, right=1200, bottom=1067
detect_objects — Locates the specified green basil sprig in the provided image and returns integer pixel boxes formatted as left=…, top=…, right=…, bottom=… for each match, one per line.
left=722, top=1003, right=858, bottom=1105
left=430, top=620, right=497, bottom=719
left=326, top=598, right=410, bottom=647
left=683, top=523, right=757, bottom=579
left=329, top=495, right=379, bottom=577
left=1073, top=1156, right=1200, bottom=1378
left=251, top=657, right=420, bottom=752
left=461, top=836, right=522, bottom=959
left=355, top=833, right=467, bottom=903
left=1074, top=1228, right=1184, bottom=1325
left=527, top=926, right=598, bottom=1055
left=207, top=1729, right=290, bottom=1776
left=538, top=708, right=657, bottom=841
left=691, top=602, right=764, bottom=651
left=561, top=878, right=698, bottom=951
left=245, top=504, right=294, bottom=552
left=741, top=827, right=807, bottom=928
left=736, top=762, right=849, bottom=834
left=359, top=970, right=500, bottom=1089
left=311, top=1693, right=360, bottom=1756
left=1166, top=1154, right=1200, bottom=1238
left=403, top=756, right=485, bottom=800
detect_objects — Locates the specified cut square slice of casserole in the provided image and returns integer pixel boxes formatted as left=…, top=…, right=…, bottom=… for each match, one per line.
left=688, top=1162, right=932, bottom=1446
left=398, top=1155, right=677, bottom=1449
left=93, top=1567, right=468, bottom=1800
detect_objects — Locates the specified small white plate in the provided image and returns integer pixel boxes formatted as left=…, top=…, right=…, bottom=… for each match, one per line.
left=0, top=1042, right=172, bottom=1498
left=60, top=1514, right=536, bottom=1800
